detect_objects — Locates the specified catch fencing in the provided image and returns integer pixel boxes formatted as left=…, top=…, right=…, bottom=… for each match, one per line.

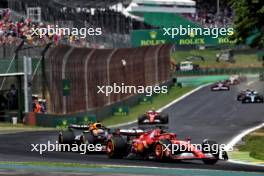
left=46, top=44, right=172, bottom=114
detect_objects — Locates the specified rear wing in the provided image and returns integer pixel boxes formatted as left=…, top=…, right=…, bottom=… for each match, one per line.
left=68, top=124, right=110, bottom=131
left=138, top=124, right=168, bottom=130
left=113, top=129, right=145, bottom=136
left=68, top=124, right=89, bottom=130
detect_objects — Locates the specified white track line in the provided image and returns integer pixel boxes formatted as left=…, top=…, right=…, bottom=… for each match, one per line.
left=109, top=83, right=211, bottom=128
left=246, top=81, right=254, bottom=86
left=226, top=123, right=264, bottom=167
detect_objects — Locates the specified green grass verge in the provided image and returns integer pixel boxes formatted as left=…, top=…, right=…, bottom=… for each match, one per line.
left=102, top=86, right=196, bottom=126
left=0, top=123, right=55, bottom=133
left=171, top=49, right=261, bottom=68
left=237, top=128, right=264, bottom=161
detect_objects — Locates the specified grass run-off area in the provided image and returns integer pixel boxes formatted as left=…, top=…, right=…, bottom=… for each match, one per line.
left=237, top=127, right=264, bottom=161
left=171, top=49, right=262, bottom=69
left=0, top=122, right=55, bottom=133
left=102, top=86, right=195, bottom=126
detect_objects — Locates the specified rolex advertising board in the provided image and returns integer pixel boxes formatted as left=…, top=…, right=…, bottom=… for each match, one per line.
left=131, top=28, right=235, bottom=47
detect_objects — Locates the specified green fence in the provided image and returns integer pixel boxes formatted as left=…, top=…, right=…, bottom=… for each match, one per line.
left=175, top=75, right=229, bottom=86
left=0, top=58, right=41, bottom=74
left=35, top=113, right=97, bottom=128
left=174, top=67, right=264, bottom=76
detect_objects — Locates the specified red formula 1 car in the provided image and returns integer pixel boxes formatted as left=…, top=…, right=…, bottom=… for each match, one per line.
left=211, top=82, right=230, bottom=91
left=106, top=129, right=228, bottom=165
left=138, top=110, right=168, bottom=125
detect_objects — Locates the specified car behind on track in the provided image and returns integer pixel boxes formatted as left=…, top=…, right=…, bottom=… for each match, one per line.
left=59, top=122, right=110, bottom=151
left=237, top=89, right=252, bottom=101
left=241, top=91, right=264, bottom=103
left=211, top=82, right=230, bottom=91
left=138, top=110, right=168, bottom=126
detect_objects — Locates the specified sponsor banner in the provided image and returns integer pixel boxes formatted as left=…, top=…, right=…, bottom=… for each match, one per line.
left=131, top=29, right=235, bottom=47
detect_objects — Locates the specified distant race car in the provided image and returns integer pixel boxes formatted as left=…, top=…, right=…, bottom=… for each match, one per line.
left=59, top=122, right=110, bottom=150
left=211, top=82, right=230, bottom=91
left=138, top=110, right=168, bottom=125
left=237, top=89, right=252, bottom=101
left=106, top=129, right=228, bottom=165
left=224, top=75, right=247, bottom=86
left=241, top=91, right=264, bottom=103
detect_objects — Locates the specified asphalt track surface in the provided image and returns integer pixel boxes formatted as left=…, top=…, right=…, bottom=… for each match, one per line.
left=0, top=77, right=264, bottom=173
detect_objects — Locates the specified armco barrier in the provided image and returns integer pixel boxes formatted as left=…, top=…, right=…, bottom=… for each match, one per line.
left=174, top=67, right=264, bottom=76
left=33, top=113, right=97, bottom=127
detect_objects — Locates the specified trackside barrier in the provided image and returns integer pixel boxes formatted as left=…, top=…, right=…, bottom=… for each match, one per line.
left=29, top=113, right=97, bottom=127
left=25, top=80, right=174, bottom=127
left=112, top=106, right=129, bottom=116
left=174, top=67, right=264, bottom=76
left=174, top=75, right=229, bottom=87
left=138, top=96, right=153, bottom=104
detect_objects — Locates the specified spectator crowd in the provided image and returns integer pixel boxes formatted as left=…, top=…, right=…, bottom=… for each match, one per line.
left=184, top=0, right=233, bottom=28
left=0, top=9, right=87, bottom=47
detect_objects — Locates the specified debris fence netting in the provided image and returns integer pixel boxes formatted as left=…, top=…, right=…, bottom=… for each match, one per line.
left=46, top=44, right=172, bottom=114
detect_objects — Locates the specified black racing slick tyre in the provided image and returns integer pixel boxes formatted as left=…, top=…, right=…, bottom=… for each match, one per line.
left=155, top=139, right=171, bottom=161
left=138, top=115, right=146, bottom=125
left=202, top=140, right=219, bottom=165
left=83, top=132, right=95, bottom=144
left=107, top=136, right=127, bottom=159
left=242, top=98, right=250, bottom=104
left=159, top=113, right=169, bottom=124
left=59, top=131, right=75, bottom=144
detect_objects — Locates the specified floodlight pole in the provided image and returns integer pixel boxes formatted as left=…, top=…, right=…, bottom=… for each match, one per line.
left=15, top=41, right=24, bottom=120
left=23, top=56, right=32, bottom=113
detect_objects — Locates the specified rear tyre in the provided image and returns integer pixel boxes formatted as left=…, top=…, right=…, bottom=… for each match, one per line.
left=155, top=139, right=171, bottom=161
left=202, top=140, right=219, bottom=165
left=159, top=113, right=169, bottom=124
left=59, top=131, right=75, bottom=144
left=83, top=132, right=95, bottom=144
left=107, top=136, right=127, bottom=159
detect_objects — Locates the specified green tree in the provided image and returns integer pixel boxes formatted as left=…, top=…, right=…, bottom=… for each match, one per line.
left=229, top=0, right=264, bottom=48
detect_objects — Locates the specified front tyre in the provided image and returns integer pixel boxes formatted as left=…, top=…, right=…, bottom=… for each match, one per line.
left=159, top=113, right=169, bottom=124
left=202, top=140, right=219, bottom=165
left=59, top=131, right=75, bottom=144
left=107, top=136, right=127, bottom=159
left=138, top=115, right=146, bottom=125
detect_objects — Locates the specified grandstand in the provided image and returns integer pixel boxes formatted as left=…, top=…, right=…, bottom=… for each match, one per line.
left=1, top=0, right=233, bottom=49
